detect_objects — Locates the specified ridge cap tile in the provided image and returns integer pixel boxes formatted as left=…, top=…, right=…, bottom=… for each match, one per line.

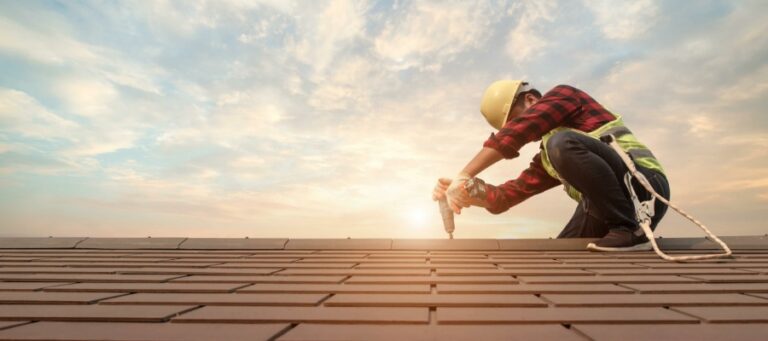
left=75, top=238, right=187, bottom=250
left=284, top=239, right=393, bottom=250
left=178, top=238, right=288, bottom=250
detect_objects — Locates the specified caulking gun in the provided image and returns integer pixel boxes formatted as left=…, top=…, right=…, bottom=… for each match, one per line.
left=438, top=177, right=487, bottom=239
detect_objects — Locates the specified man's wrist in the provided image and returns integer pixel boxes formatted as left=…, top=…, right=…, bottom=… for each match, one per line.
left=464, top=177, right=489, bottom=208
left=455, top=172, right=471, bottom=180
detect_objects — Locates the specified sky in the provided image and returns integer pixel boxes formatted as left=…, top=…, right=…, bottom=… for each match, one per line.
left=0, top=0, right=766, bottom=239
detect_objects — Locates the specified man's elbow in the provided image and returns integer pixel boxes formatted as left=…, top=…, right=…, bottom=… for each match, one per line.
left=485, top=205, right=510, bottom=215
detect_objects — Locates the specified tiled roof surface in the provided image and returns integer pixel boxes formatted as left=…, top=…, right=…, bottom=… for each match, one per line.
left=0, top=236, right=766, bottom=340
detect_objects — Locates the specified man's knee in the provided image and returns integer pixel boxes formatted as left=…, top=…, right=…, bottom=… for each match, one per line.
left=546, top=130, right=583, bottom=170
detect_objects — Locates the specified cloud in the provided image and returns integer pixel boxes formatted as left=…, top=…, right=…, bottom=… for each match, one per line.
left=583, top=0, right=659, bottom=40
left=374, top=1, right=506, bottom=71
left=0, top=88, right=79, bottom=139
left=505, top=1, right=556, bottom=63
left=285, top=0, right=367, bottom=78
left=0, top=16, right=162, bottom=95
left=55, top=77, right=118, bottom=117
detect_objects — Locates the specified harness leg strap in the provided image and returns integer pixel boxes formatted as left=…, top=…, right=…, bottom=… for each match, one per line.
left=600, top=134, right=732, bottom=261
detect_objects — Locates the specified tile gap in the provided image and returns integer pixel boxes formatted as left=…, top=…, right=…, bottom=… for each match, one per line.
left=428, top=307, right=437, bottom=326
left=167, top=304, right=205, bottom=321
left=535, top=293, right=556, bottom=307
left=268, top=323, right=299, bottom=341
left=613, top=283, right=638, bottom=293
left=316, top=293, right=335, bottom=306
left=666, top=306, right=707, bottom=323
left=0, top=320, right=37, bottom=332
left=91, top=292, right=134, bottom=304
left=35, top=282, right=79, bottom=292
left=741, top=292, right=768, bottom=301
left=164, top=274, right=190, bottom=283
left=230, top=283, right=255, bottom=292
left=568, top=324, right=596, bottom=341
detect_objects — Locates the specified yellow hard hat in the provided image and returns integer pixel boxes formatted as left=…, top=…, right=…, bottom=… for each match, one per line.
left=480, top=80, right=531, bottom=130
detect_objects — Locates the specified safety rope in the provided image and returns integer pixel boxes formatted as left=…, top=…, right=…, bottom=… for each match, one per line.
left=602, top=135, right=733, bottom=261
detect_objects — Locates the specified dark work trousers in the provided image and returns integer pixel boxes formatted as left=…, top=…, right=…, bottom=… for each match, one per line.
left=546, top=130, right=671, bottom=238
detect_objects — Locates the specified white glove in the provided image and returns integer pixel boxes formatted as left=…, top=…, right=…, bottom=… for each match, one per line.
left=432, top=178, right=451, bottom=201
left=445, top=172, right=471, bottom=214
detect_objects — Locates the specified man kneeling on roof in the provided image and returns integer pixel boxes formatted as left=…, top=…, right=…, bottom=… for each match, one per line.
left=432, top=81, right=670, bottom=252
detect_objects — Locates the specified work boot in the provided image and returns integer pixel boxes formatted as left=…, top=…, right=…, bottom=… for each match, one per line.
left=587, top=227, right=652, bottom=252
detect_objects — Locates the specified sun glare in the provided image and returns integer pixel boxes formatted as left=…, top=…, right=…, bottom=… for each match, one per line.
left=404, top=207, right=429, bottom=230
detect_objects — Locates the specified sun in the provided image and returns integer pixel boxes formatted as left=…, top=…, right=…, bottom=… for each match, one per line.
left=404, top=207, right=429, bottom=230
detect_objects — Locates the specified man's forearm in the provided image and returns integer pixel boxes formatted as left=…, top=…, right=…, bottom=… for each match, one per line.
left=460, top=147, right=504, bottom=177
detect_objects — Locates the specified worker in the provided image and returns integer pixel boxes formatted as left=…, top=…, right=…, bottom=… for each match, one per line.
left=432, top=81, right=670, bottom=251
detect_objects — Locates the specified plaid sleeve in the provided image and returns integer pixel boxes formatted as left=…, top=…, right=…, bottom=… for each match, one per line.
left=484, top=152, right=561, bottom=214
left=483, top=85, right=582, bottom=159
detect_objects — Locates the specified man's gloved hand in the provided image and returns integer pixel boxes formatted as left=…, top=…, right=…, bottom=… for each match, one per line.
left=433, top=174, right=489, bottom=215
left=444, top=173, right=472, bottom=214
left=432, top=178, right=452, bottom=202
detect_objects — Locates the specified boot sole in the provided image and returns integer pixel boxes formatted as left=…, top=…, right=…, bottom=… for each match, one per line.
left=586, top=241, right=652, bottom=252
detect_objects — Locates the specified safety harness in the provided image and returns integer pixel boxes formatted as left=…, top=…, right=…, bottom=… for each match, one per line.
left=601, top=134, right=733, bottom=261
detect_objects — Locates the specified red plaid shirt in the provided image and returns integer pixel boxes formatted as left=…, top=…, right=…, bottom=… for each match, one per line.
left=482, top=84, right=617, bottom=214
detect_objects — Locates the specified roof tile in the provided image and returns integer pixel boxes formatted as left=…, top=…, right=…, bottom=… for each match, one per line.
left=0, top=304, right=196, bottom=322
left=0, top=282, right=74, bottom=291
left=237, top=283, right=430, bottom=294
left=0, top=238, right=85, bottom=249
left=391, top=239, right=499, bottom=251
left=345, top=275, right=517, bottom=285
left=116, top=267, right=283, bottom=276
left=0, top=273, right=182, bottom=283
left=276, top=269, right=431, bottom=276
left=76, top=238, right=186, bottom=250
left=517, top=275, right=697, bottom=284
left=0, top=292, right=126, bottom=304
left=437, top=307, right=697, bottom=324
left=356, top=263, right=497, bottom=269
left=285, top=239, right=392, bottom=250
left=213, top=262, right=356, bottom=269
left=437, top=283, right=632, bottom=294
left=279, top=324, right=584, bottom=341
left=172, top=306, right=428, bottom=324
left=178, top=238, right=287, bottom=250
left=542, top=293, right=768, bottom=307
left=0, top=322, right=288, bottom=341
left=680, top=274, right=768, bottom=283
left=574, top=324, right=768, bottom=341
left=324, top=293, right=545, bottom=307
left=498, top=238, right=598, bottom=250
left=586, top=268, right=756, bottom=275
left=171, top=275, right=345, bottom=284
left=43, top=282, right=247, bottom=293
left=674, top=306, right=768, bottom=322
left=623, top=283, right=768, bottom=294
left=100, top=293, right=325, bottom=306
